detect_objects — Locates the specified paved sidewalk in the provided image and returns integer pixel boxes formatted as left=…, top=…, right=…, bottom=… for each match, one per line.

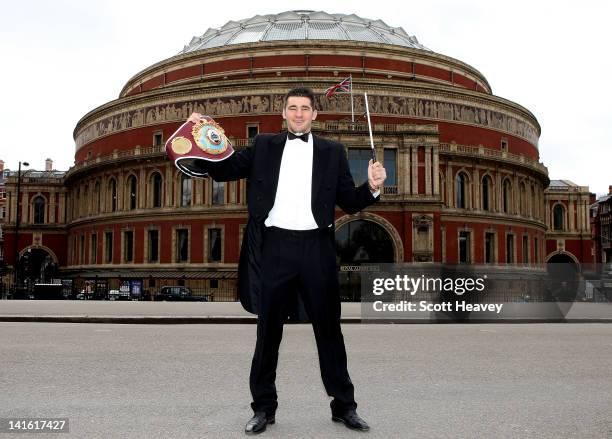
left=1, top=322, right=611, bottom=438
left=0, top=300, right=610, bottom=323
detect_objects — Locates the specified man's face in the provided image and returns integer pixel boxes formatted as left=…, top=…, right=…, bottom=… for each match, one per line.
left=282, top=96, right=317, bottom=134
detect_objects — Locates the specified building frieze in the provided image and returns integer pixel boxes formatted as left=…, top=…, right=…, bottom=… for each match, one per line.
left=75, top=91, right=540, bottom=151
left=76, top=76, right=537, bottom=138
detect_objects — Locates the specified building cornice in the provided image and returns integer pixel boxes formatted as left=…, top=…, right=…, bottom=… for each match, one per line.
left=119, top=40, right=491, bottom=97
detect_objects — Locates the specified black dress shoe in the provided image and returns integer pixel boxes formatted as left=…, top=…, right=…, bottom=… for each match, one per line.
left=332, top=409, right=370, bottom=432
left=245, top=411, right=275, bottom=435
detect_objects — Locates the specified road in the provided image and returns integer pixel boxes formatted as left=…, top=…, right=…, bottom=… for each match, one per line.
left=1, top=323, right=611, bottom=438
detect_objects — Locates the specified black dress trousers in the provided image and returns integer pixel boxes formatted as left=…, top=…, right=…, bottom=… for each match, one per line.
left=249, top=226, right=357, bottom=416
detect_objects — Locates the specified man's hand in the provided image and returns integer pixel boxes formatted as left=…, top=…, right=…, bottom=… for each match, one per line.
left=367, top=159, right=386, bottom=193
left=188, top=112, right=204, bottom=124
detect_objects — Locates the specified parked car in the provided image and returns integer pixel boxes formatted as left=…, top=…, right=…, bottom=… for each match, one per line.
left=108, top=289, right=131, bottom=301
left=76, top=289, right=93, bottom=300
left=33, top=283, right=65, bottom=300
left=155, top=286, right=210, bottom=302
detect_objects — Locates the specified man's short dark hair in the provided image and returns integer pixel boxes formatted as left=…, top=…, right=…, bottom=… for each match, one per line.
left=284, top=87, right=316, bottom=109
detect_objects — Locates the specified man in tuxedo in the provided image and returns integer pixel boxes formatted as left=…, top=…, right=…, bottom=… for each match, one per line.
left=185, top=87, right=386, bottom=434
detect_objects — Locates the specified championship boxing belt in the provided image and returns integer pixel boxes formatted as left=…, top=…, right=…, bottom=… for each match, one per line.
left=165, top=115, right=234, bottom=178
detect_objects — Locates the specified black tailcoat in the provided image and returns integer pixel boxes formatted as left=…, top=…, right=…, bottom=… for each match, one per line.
left=180, top=132, right=379, bottom=314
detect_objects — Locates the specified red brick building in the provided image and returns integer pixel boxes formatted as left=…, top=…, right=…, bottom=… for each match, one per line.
left=0, top=11, right=595, bottom=298
left=1, top=159, right=66, bottom=293
left=591, top=186, right=612, bottom=265
left=544, top=180, right=595, bottom=265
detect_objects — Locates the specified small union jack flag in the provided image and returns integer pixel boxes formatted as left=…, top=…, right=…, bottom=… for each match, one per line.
left=324, top=76, right=352, bottom=98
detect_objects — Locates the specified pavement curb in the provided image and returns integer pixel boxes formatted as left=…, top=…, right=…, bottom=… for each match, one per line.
left=1, top=316, right=611, bottom=324
left=0, top=316, right=257, bottom=324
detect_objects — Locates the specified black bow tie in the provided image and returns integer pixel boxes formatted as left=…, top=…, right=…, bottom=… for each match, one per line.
left=287, top=132, right=309, bottom=142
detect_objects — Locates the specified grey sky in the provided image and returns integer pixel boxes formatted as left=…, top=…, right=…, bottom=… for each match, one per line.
left=1, top=0, right=610, bottom=196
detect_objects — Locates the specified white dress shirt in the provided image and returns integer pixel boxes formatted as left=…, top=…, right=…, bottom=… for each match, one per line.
left=264, top=133, right=380, bottom=230
left=265, top=133, right=319, bottom=230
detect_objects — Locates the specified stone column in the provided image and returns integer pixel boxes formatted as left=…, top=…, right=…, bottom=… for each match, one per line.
left=411, top=146, right=418, bottom=195
left=21, top=191, right=29, bottom=224
left=446, top=162, right=452, bottom=207
left=49, top=192, right=56, bottom=223
left=139, top=168, right=146, bottom=209
left=569, top=197, right=575, bottom=231
left=513, top=174, right=519, bottom=215
left=9, top=189, right=16, bottom=223
left=536, top=185, right=541, bottom=221
left=401, top=146, right=410, bottom=196
left=66, top=193, right=72, bottom=223
left=584, top=200, right=590, bottom=233
left=195, top=179, right=203, bottom=205
left=82, top=184, right=87, bottom=217
left=432, top=145, right=440, bottom=196
left=204, top=179, right=210, bottom=206
left=58, top=192, right=65, bottom=223
left=441, top=226, right=446, bottom=263
left=165, top=165, right=173, bottom=208
left=100, top=178, right=107, bottom=214
left=532, top=183, right=536, bottom=219
left=229, top=181, right=236, bottom=204
left=117, top=172, right=125, bottom=211
left=472, top=168, right=480, bottom=210
left=496, top=173, right=502, bottom=212
left=425, top=146, right=432, bottom=195
left=579, top=199, right=587, bottom=232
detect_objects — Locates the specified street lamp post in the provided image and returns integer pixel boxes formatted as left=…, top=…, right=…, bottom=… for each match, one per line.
left=12, top=161, right=29, bottom=297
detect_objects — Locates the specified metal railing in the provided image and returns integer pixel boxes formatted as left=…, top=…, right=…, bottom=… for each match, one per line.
left=0, top=282, right=239, bottom=302
left=438, top=142, right=547, bottom=173
left=65, top=145, right=166, bottom=178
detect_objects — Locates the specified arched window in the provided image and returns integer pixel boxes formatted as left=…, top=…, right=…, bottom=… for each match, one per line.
left=33, top=196, right=45, bottom=224
left=128, top=175, right=137, bottom=210
left=181, top=174, right=192, bottom=207
left=109, top=178, right=117, bottom=212
left=151, top=172, right=163, bottom=208
left=455, top=172, right=468, bottom=209
left=482, top=175, right=492, bottom=211
left=336, top=220, right=395, bottom=264
left=503, top=179, right=512, bottom=214
left=553, top=204, right=565, bottom=231
left=336, top=219, right=395, bottom=300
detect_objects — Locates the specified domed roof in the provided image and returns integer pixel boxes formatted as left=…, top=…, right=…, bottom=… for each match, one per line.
left=179, top=10, right=430, bottom=54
